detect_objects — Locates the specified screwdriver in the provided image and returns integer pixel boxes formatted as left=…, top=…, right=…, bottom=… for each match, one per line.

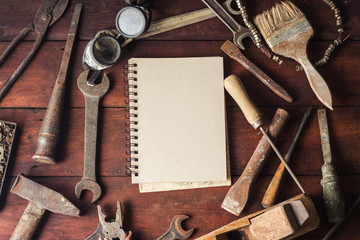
left=224, top=74, right=305, bottom=193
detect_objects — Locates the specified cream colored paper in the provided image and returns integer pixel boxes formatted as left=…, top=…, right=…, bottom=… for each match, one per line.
left=128, top=57, right=227, bottom=183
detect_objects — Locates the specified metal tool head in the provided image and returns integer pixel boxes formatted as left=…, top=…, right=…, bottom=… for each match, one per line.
left=11, top=174, right=80, bottom=216
left=234, top=29, right=255, bottom=50
left=34, top=0, right=68, bottom=27
left=98, top=201, right=126, bottom=239
left=168, top=215, right=194, bottom=239
left=74, top=179, right=102, bottom=203
left=77, top=69, right=110, bottom=97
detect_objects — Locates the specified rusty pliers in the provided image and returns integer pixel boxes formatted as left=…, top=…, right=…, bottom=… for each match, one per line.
left=86, top=201, right=132, bottom=240
left=0, top=0, right=68, bottom=101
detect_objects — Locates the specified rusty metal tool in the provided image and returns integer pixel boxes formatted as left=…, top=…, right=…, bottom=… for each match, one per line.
left=202, top=0, right=253, bottom=50
left=157, top=215, right=194, bottom=240
left=75, top=70, right=109, bottom=203
left=222, top=108, right=289, bottom=216
left=10, top=174, right=80, bottom=240
left=86, top=201, right=132, bottom=240
left=32, top=3, right=82, bottom=165
left=262, top=107, right=312, bottom=208
left=318, top=109, right=345, bottom=223
left=221, top=40, right=293, bottom=103
left=197, top=194, right=320, bottom=240
left=0, top=120, right=16, bottom=201
left=323, top=195, right=360, bottom=240
left=0, top=0, right=68, bottom=101
left=224, top=75, right=305, bottom=193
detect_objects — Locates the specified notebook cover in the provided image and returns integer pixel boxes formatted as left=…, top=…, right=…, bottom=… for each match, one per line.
left=127, top=57, right=227, bottom=183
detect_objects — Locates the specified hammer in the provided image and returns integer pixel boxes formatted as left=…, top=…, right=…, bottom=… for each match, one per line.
left=10, top=174, right=80, bottom=240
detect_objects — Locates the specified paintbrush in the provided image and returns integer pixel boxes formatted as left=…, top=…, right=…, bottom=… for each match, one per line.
left=254, top=1, right=333, bottom=110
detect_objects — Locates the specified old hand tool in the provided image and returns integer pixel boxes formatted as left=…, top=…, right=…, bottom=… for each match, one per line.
left=0, top=0, right=68, bottom=101
left=202, top=0, right=253, bottom=50
left=262, top=107, right=312, bottom=208
left=318, top=109, right=345, bottom=222
left=222, top=108, right=289, bottom=216
left=75, top=70, right=109, bottom=203
left=0, top=120, right=16, bottom=201
left=254, top=1, right=333, bottom=110
left=86, top=201, right=132, bottom=240
left=221, top=40, right=293, bottom=103
left=323, top=195, right=360, bottom=240
left=85, top=0, right=240, bottom=71
left=197, top=194, right=320, bottom=240
left=10, top=174, right=80, bottom=240
left=224, top=75, right=305, bottom=192
left=157, top=215, right=194, bottom=240
left=32, top=3, right=82, bottom=165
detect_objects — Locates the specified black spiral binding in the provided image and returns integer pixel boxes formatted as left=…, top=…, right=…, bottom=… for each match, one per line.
left=124, top=63, right=139, bottom=177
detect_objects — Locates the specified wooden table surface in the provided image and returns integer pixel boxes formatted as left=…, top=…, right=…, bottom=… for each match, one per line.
left=0, top=0, right=359, bottom=239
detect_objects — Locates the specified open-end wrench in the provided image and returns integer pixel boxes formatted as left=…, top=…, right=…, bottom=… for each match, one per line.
left=75, top=70, right=109, bottom=203
left=202, top=0, right=254, bottom=50
left=156, top=215, right=194, bottom=240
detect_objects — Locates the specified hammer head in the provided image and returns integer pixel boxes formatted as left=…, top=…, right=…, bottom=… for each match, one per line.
left=11, top=174, right=80, bottom=216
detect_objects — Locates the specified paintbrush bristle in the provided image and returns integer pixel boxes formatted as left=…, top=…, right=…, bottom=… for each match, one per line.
left=254, top=1, right=305, bottom=41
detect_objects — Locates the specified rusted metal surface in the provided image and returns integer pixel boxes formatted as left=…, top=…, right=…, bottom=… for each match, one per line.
left=0, top=0, right=68, bottom=101
left=221, top=40, right=293, bottom=103
left=10, top=174, right=79, bottom=240
left=318, top=109, right=346, bottom=223
left=75, top=70, right=109, bottom=203
left=262, top=107, right=312, bottom=208
left=202, top=0, right=253, bottom=50
left=32, top=3, right=82, bottom=164
left=0, top=120, right=16, bottom=200
left=221, top=108, right=289, bottom=216
left=86, top=201, right=132, bottom=240
left=197, top=194, right=320, bottom=240
left=157, top=215, right=194, bottom=240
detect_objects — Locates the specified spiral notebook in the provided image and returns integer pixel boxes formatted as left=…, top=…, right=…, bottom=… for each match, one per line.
left=126, top=57, right=227, bottom=184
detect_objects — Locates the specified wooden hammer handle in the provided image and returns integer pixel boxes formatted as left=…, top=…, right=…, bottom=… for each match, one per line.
left=221, top=108, right=289, bottom=216
left=10, top=201, right=46, bottom=240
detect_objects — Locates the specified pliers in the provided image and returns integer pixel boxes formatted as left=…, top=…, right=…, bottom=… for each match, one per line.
left=0, top=0, right=68, bottom=101
left=86, top=201, right=132, bottom=240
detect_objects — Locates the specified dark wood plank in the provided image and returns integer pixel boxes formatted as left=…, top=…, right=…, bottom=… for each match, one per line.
left=0, top=106, right=358, bottom=178
left=0, top=0, right=357, bottom=41
left=0, top=40, right=359, bottom=108
left=0, top=175, right=359, bottom=239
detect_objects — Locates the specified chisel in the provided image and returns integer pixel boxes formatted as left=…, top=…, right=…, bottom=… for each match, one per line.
left=224, top=75, right=305, bottom=193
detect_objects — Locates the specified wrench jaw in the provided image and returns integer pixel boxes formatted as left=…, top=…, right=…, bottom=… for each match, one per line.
left=74, top=179, right=102, bottom=203
left=172, top=215, right=194, bottom=239
left=234, top=30, right=255, bottom=50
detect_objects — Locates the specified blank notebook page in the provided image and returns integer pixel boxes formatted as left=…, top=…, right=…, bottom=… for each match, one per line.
left=128, top=57, right=227, bottom=183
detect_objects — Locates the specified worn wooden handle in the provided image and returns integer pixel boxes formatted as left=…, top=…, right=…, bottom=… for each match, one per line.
left=224, top=74, right=263, bottom=129
left=10, top=202, right=46, bottom=240
left=221, top=108, right=290, bottom=216
left=262, top=157, right=288, bottom=208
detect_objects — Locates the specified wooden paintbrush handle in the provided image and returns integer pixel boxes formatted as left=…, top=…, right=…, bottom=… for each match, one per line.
left=298, top=57, right=333, bottom=110
left=221, top=108, right=289, bottom=216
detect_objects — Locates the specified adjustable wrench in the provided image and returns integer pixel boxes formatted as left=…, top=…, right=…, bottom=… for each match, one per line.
left=202, top=0, right=254, bottom=50
left=75, top=70, right=109, bottom=203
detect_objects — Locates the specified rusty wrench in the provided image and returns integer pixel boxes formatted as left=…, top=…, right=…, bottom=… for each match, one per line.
left=202, top=0, right=254, bottom=50
left=75, top=70, right=109, bottom=203
left=156, top=215, right=194, bottom=240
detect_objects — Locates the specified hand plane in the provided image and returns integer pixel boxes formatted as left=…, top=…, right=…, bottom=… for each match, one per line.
left=196, top=194, right=320, bottom=240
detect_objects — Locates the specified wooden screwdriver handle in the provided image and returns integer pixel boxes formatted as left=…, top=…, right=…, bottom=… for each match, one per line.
left=224, top=74, right=263, bottom=129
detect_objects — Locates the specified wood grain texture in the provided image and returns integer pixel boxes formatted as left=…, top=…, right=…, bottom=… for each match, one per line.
left=0, top=0, right=358, bottom=239
left=0, top=0, right=357, bottom=41
left=0, top=41, right=359, bottom=108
